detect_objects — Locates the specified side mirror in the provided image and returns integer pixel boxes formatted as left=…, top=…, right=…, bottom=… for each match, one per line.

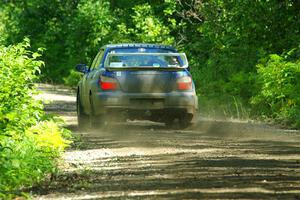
left=75, top=64, right=88, bottom=73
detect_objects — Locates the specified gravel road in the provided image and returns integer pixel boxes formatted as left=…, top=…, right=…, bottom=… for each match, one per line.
left=32, top=84, right=300, bottom=200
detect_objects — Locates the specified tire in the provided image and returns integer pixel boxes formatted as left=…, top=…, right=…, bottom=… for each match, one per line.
left=165, top=114, right=193, bottom=129
left=178, top=119, right=191, bottom=129
left=164, top=117, right=176, bottom=129
left=77, top=92, right=89, bottom=130
left=179, top=114, right=193, bottom=129
left=89, top=94, right=105, bottom=129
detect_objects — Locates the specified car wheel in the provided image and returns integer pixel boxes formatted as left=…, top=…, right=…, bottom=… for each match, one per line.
left=89, top=94, right=105, bottom=129
left=178, top=114, right=193, bottom=129
left=164, top=117, right=176, bottom=129
left=77, top=92, right=89, bottom=130
left=165, top=114, right=193, bottom=129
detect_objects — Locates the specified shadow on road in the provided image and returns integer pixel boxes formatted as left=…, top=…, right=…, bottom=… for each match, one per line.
left=32, top=120, right=300, bottom=199
left=32, top=84, right=300, bottom=200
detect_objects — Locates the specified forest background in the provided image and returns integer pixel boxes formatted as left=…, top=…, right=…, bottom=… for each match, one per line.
left=0, top=0, right=299, bottom=198
left=1, top=0, right=299, bottom=127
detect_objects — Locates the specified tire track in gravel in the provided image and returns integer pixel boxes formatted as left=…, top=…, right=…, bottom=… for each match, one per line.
left=32, top=84, right=300, bottom=200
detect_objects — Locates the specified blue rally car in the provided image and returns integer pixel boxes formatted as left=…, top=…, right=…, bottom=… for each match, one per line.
left=76, top=44, right=198, bottom=129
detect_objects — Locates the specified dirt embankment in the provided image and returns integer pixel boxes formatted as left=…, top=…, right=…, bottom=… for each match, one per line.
left=32, top=84, right=300, bottom=200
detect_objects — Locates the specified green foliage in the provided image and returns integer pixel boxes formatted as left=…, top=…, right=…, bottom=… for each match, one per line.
left=28, top=121, right=71, bottom=154
left=120, top=3, right=174, bottom=44
left=0, top=121, right=69, bottom=199
left=179, top=0, right=300, bottom=124
left=0, top=3, right=21, bottom=45
left=0, top=40, right=71, bottom=199
left=66, top=0, right=114, bottom=62
left=0, top=7, right=9, bottom=44
left=252, top=50, right=300, bottom=127
left=63, top=70, right=83, bottom=87
left=1, top=0, right=300, bottom=127
left=0, top=38, right=44, bottom=136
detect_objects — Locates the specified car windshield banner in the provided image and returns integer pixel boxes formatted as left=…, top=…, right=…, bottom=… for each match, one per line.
left=104, top=53, right=188, bottom=69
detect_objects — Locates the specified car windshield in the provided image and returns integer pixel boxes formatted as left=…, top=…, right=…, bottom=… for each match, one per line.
left=105, top=53, right=188, bottom=69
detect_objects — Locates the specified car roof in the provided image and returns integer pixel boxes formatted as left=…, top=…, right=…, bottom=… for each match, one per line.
left=101, top=43, right=176, bottom=51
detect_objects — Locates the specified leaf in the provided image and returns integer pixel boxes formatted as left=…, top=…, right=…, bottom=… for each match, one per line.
left=11, top=159, right=20, bottom=168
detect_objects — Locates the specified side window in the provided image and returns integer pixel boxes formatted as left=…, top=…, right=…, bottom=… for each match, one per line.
left=94, top=49, right=104, bottom=69
left=89, top=53, right=100, bottom=71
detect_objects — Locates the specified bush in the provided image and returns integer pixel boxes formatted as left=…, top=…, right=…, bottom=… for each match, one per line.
left=28, top=121, right=71, bottom=154
left=0, top=38, right=44, bottom=135
left=0, top=40, right=71, bottom=199
left=63, top=70, right=82, bottom=87
left=0, top=121, right=70, bottom=199
left=251, top=49, right=300, bottom=128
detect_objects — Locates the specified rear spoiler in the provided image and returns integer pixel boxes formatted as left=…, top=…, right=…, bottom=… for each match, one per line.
left=104, top=53, right=189, bottom=70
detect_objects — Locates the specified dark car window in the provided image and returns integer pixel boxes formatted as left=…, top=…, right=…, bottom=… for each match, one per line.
left=106, top=53, right=188, bottom=68
left=90, top=53, right=100, bottom=71
left=94, top=49, right=104, bottom=69
left=110, top=48, right=175, bottom=53
left=90, top=49, right=104, bottom=70
left=105, top=48, right=177, bottom=67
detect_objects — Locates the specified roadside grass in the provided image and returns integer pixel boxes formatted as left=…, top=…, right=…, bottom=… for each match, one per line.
left=198, top=94, right=251, bottom=121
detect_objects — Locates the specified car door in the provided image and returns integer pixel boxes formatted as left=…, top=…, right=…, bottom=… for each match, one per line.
left=83, top=50, right=105, bottom=114
left=89, top=49, right=105, bottom=94
left=81, top=52, right=101, bottom=113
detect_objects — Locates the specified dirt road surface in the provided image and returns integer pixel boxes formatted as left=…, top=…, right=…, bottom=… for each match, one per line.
left=32, top=84, right=300, bottom=200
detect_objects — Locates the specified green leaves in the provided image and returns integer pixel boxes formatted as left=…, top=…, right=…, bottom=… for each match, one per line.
left=252, top=50, right=300, bottom=127
left=129, top=3, right=174, bottom=44
left=0, top=39, right=44, bottom=136
left=0, top=40, right=71, bottom=199
left=1, top=0, right=299, bottom=127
